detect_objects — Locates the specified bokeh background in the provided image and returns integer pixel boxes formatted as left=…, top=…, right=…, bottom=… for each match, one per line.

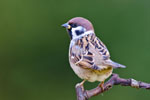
left=1, top=0, right=150, bottom=100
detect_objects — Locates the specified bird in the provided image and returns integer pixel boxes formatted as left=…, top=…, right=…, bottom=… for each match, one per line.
left=62, top=17, right=126, bottom=90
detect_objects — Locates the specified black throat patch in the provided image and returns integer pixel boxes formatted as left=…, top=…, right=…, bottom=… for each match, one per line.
left=67, top=29, right=73, bottom=39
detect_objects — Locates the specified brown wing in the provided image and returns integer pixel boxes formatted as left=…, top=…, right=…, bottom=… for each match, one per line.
left=90, top=34, right=110, bottom=60
left=69, top=34, right=111, bottom=70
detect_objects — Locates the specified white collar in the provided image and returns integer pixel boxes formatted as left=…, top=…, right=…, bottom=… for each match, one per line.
left=72, top=30, right=94, bottom=40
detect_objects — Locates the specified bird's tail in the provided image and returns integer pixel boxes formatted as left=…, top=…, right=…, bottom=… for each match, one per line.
left=106, top=60, right=126, bottom=69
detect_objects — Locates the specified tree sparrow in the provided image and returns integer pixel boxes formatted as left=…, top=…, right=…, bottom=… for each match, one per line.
left=62, top=17, right=126, bottom=89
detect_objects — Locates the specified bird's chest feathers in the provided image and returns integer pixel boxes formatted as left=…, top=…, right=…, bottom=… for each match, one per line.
left=70, top=37, right=87, bottom=53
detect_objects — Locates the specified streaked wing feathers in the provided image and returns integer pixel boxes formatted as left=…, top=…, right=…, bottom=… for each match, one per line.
left=70, top=34, right=110, bottom=70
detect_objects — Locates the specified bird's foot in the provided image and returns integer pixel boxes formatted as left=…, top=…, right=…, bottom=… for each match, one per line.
left=99, top=81, right=104, bottom=92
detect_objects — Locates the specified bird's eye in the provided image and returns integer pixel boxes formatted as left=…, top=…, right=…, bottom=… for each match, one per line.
left=70, top=24, right=77, bottom=28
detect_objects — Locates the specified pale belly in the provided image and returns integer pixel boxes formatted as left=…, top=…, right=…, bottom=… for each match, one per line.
left=70, top=62, right=113, bottom=82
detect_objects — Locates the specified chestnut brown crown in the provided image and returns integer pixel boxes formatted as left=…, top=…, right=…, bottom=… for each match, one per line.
left=68, top=17, right=94, bottom=31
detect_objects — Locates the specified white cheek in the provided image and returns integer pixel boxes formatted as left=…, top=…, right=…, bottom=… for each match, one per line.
left=71, top=28, right=77, bottom=38
left=71, top=26, right=94, bottom=40
left=71, top=26, right=84, bottom=38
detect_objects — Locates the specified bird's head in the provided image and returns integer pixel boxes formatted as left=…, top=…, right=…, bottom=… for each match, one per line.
left=62, top=17, right=94, bottom=40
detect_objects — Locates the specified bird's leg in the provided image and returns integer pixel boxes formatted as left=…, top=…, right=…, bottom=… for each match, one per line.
left=79, top=80, right=86, bottom=86
left=99, top=81, right=104, bottom=92
left=76, top=80, right=86, bottom=88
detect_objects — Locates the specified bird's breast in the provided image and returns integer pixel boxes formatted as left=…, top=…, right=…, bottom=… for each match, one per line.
left=69, top=60, right=113, bottom=82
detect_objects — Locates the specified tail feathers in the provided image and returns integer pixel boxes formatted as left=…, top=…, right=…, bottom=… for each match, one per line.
left=107, top=60, right=126, bottom=69
left=113, top=62, right=126, bottom=68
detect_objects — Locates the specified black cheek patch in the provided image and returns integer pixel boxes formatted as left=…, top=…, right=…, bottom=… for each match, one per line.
left=75, top=30, right=84, bottom=36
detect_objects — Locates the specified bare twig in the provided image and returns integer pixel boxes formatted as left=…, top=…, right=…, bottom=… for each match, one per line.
left=75, top=73, right=150, bottom=100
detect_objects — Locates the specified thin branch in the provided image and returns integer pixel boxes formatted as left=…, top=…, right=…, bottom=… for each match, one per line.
left=75, top=73, right=150, bottom=100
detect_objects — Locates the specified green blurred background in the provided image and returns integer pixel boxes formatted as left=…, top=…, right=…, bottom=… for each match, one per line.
left=0, top=0, right=150, bottom=100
